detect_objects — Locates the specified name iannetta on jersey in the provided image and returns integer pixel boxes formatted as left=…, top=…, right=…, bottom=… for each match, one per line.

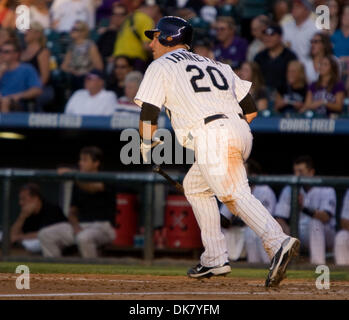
left=165, top=50, right=221, bottom=66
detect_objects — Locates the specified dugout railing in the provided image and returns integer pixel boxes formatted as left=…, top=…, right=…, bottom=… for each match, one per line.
left=0, top=169, right=348, bottom=263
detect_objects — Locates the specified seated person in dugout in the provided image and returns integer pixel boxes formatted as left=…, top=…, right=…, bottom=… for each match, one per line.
left=334, top=189, right=349, bottom=265
left=274, top=155, right=336, bottom=265
left=38, top=146, right=116, bottom=258
left=10, top=183, right=67, bottom=254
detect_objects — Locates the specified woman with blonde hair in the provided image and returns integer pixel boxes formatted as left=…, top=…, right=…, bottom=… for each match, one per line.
left=21, top=21, right=54, bottom=111
left=239, top=61, right=268, bottom=111
left=61, top=20, right=103, bottom=92
left=275, top=60, right=308, bottom=114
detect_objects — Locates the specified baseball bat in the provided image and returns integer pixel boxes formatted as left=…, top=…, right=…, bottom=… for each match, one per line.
left=152, top=165, right=184, bottom=193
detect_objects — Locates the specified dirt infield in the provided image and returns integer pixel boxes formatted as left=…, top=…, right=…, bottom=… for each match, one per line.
left=0, top=273, right=348, bottom=300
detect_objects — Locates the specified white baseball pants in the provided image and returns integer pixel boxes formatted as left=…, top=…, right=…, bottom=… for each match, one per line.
left=183, top=115, right=288, bottom=267
left=334, top=230, right=349, bottom=265
left=299, top=219, right=335, bottom=265
left=38, top=221, right=115, bottom=258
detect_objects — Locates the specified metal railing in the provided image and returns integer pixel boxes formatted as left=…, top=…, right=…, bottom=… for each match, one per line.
left=1, top=169, right=348, bottom=263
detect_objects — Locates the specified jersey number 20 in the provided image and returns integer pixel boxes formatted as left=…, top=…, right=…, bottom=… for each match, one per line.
left=186, top=65, right=228, bottom=93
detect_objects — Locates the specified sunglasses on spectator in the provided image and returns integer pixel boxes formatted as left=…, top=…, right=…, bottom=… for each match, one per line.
left=71, top=27, right=83, bottom=32
left=311, top=39, right=322, bottom=44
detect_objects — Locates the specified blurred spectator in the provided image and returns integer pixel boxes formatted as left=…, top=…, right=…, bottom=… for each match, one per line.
left=302, top=55, right=345, bottom=117
left=21, top=22, right=54, bottom=111
left=327, top=0, right=341, bottom=35
left=239, top=61, right=268, bottom=111
left=331, top=4, right=349, bottom=93
left=112, top=0, right=155, bottom=72
left=272, top=0, right=292, bottom=26
left=51, top=0, right=91, bottom=32
left=0, top=26, right=16, bottom=47
left=10, top=183, right=67, bottom=254
left=106, top=55, right=134, bottom=98
left=97, top=2, right=128, bottom=68
left=213, top=16, right=248, bottom=69
left=39, top=146, right=116, bottom=258
left=192, top=38, right=214, bottom=59
left=334, top=189, right=349, bottom=265
left=331, top=5, right=349, bottom=58
left=274, top=60, right=307, bottom=114
left=246, top=15, right=269, bottom=62
left=274, top=155, right=336, bottom=265
left=61, top=21, right=103, bottom=92
left=254, top=23, right=297, bottom=92
left=117, top=70, right=143, bottom=111
left=238, top=0, right=271, bottom=41
left=199, top=0, right=219, bottom=24
left=0, top=0, right=16, bottom=29
left=0, top=41, right=42, bottom=112
left=65, top=69, right=117, bottom=115
left=96, top=0, right=118, bottom=25
left=25, top=0, right=50, bottom=29
left=303, top=32, right=334, bottom=84
left=282, top=0, right=318, bottom=63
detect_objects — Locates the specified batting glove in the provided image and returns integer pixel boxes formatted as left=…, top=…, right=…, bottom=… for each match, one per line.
left=140, top=137, right=163, bottom=163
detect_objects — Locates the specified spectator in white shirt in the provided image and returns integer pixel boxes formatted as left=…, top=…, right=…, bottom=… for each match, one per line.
left=65, top=69, right=117, bottom=115
left=51, top=0, right=92, bottom=32
left=282, top=0, right=318, bottom=64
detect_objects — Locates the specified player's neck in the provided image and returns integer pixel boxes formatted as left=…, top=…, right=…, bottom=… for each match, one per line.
left=164, top=45, right=188, bottom=55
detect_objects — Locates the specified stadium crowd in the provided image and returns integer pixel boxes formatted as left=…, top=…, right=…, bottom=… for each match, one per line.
left=0, top=0, right=348, bottom=117
left=0, top=0, right=349, bottom=265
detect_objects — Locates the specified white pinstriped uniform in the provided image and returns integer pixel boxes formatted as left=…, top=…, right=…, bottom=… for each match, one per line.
left=274, top=186, right=336, bottom=265
left=334, top=189, right=349, bottom=265
left=221, top=185, right=277, bottom=263
left=135, top=48, right=288, bottom=267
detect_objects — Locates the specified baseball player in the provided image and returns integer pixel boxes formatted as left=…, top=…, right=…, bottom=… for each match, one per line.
left=274, top=156, right=336, bottom=265
left=334, top=189, right=349, bottom=265
left=221, top=159, right=277, bottom=263
left=135, top=16, right=299, bottom=287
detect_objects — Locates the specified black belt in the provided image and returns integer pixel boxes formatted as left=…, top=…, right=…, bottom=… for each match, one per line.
left=204, top=114, right=228, bottom=124
left=204, top=113, right=244, bottom=125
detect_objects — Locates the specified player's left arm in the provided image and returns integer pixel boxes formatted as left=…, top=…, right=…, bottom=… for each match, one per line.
left=239, top=93, right=258, bottom=123
left=139, top=102, right=160, bottom=140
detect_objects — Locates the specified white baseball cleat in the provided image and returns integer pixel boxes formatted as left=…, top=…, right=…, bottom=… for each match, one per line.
left=265, top=237, right=300, bottom=288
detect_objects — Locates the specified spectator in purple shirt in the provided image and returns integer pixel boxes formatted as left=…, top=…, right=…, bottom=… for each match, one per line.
left=213, top=16, right=248, bottom=70
left=302, top=55, right=345, bottom=117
